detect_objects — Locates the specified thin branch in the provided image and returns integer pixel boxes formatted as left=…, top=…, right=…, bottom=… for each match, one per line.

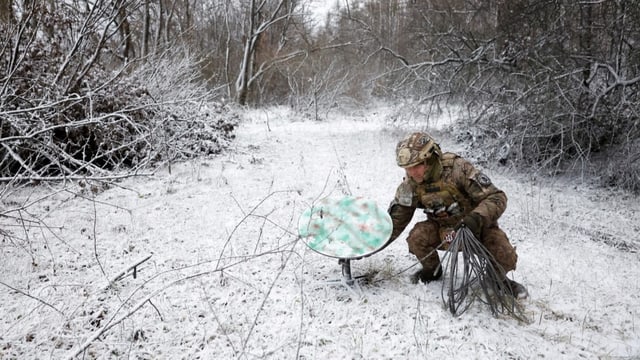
left=0, top=280, right=64, bottom=315
left=92, top=194, right=107, bottom=278
left=106, top=254, right=153, bottom=287
left=0, top=173, right=153, bottom=183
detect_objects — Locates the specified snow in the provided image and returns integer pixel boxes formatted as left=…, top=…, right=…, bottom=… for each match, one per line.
left=1, top=105, right=639, bottom=359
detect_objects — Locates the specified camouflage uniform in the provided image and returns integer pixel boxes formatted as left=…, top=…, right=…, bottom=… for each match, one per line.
left=389, top=133, right=518, bottom=281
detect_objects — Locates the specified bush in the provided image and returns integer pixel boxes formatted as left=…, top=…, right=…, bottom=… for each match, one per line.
left=0, top=52, right=238, bottom=181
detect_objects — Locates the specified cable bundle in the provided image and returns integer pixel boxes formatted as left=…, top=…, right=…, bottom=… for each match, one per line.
left=441, top=226, right=527, bottom=321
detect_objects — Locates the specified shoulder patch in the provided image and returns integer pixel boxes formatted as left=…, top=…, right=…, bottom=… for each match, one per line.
left=475, top=172, right=492, bottom=187
left=396, top=179, right=414, bottom=206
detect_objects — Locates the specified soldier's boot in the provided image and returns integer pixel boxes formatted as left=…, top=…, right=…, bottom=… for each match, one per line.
left=406, top=220, right=443, bottom=284
left=503, top=278, right=529, bottom=299
left=411, top=266, right=442, bottom=284
left=410, top=249, right=443, bottom=284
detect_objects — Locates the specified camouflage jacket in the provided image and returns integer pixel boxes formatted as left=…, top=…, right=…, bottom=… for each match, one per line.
left=388, top=152, right=507, bottom=242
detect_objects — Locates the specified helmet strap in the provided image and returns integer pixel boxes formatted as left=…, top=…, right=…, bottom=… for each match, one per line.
left=422, top=157, right=443, bottom=183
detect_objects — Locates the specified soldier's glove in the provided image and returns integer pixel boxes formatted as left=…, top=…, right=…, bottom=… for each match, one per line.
left=457, top=212, right=483, bottom=239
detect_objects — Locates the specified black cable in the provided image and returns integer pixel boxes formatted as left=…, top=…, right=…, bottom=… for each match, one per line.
left=441, top=227, right=528, bottom=321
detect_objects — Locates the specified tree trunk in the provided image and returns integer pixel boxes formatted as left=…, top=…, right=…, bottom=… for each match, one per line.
left=142, top=0, right=150, bottom=57
left=579, top=2, right=594, bottom=87
left=235, top=0, right=257, bottom=105
left=0, top=0, right=13, bottom=24
left=155, top=0, right=164, bottom=52
left=115, top=0, right=133, bottom=61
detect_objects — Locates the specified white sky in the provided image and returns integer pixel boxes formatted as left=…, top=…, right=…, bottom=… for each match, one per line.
left=308, top=0, right=340, bottom=25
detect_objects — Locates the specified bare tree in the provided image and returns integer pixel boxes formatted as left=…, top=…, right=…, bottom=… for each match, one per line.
left=0, top=1, right=238, bottom=182
left=114, top=0, right=134, bottom=61
left=235, top=0, right=301, bottom=105
left=2, top=0, right=638, bottom=189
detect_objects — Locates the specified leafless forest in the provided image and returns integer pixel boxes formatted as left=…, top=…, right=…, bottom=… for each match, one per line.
left=1, top=0, right=639, bottom=187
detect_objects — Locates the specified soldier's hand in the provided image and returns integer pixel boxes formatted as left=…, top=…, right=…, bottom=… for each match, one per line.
left=457, top=212, right=483, bottom=239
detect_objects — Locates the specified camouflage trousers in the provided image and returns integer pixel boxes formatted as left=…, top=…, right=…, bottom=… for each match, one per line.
left=406, top=220, right=518, bottom=275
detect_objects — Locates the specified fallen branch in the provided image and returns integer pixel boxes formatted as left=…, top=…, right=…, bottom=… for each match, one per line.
left=0, top=280, right=64, bottom=315
left=66, top=264, right=246, bottom=359
left=65, top=289, right=166, bottom=360
left=106, top=254, right=153, bottom=288
left=65, top=235, right=301, bottom=358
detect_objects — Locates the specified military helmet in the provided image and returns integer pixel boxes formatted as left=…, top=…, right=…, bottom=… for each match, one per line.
left=395, top=132, right=442, bottom=168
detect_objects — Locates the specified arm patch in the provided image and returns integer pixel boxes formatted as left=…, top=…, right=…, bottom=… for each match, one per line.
left=396, top=180, right=414, bottom=206
left=475, top=172, right=492, bottom=187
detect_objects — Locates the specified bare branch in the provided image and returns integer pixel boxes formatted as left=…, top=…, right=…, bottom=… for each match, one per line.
left=0, top=280, right=64, bottom=316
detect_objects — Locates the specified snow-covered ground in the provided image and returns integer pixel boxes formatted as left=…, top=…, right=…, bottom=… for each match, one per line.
left=1, top=105, right=639, bottom=359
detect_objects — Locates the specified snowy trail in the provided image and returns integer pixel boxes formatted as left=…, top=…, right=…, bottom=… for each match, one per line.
left=1, top=106, right=639, bottom=359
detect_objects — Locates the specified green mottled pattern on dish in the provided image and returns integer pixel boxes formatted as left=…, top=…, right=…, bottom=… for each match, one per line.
left=298, top=196, right=392, bottom=258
